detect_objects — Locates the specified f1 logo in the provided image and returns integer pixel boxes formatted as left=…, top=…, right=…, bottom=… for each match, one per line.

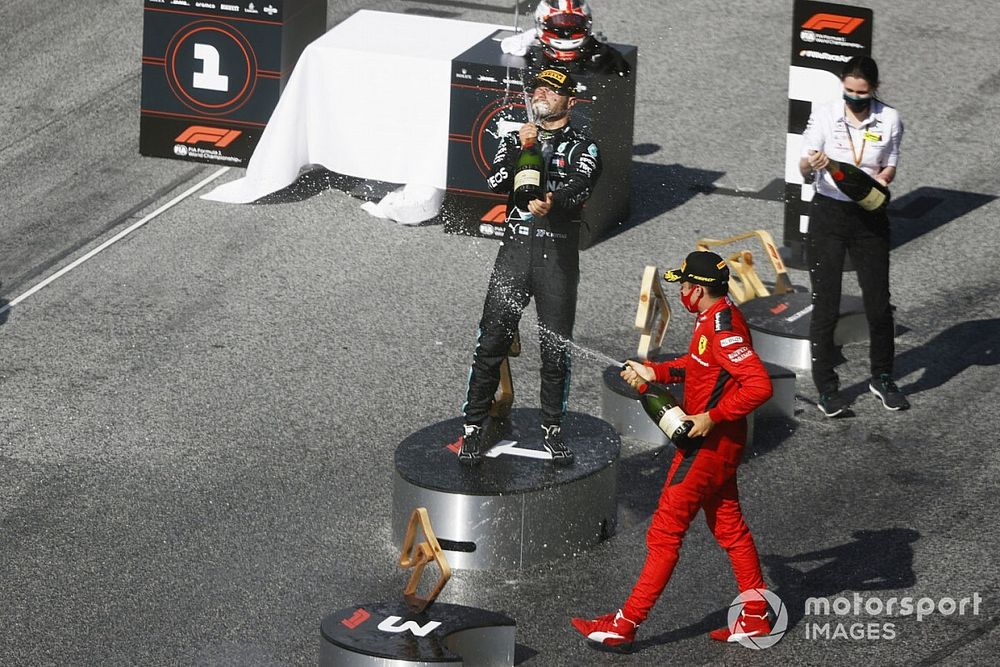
left=340, top=608, right=370, bottom=630
left=175, top=125, right=242, bottom=148
left=801, top=13, right=864, bottom=35
left=377, top=616, right=442, bottom=637
left=480, top=204, right=507, bottom=223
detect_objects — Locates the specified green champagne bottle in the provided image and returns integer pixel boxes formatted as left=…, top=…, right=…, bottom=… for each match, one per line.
left=513, top=133, right=544, bottom=210
left=632, top=373, right=699, bottom=448
left=825, top=158, right=890, bottom=212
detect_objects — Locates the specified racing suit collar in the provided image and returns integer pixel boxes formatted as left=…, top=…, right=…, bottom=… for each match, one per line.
left=538, top=123, right=573, bottom=143
left=696, top=294, right=732, bottom=322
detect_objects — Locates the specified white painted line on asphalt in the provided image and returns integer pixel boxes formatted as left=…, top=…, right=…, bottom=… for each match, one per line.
left=0, top=166, right=230, bottom=316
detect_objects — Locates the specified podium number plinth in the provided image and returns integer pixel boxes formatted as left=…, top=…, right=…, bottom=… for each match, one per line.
left=393, top=409, right=619, bottom=570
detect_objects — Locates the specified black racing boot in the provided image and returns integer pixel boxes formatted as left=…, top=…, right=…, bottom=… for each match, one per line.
left=542, top=424, right=574, bottom=466
left=458, top=424, right=484, bottom=466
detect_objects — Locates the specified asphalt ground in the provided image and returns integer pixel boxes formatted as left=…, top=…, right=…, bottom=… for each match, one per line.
left=1, top=1, right=999, bottom=665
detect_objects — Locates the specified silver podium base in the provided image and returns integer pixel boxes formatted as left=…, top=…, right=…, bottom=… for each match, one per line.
left=320, top=601, right=515, bottom=667
left=741, top=292, right=869, bottom=370
left=392, top=409, right=619, bottom=570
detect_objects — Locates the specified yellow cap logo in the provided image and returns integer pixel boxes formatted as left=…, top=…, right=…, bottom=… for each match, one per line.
left=539, top=69, right=567, bottom=84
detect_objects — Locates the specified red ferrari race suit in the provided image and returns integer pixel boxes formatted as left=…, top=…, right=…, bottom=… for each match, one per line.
left=622, top=296, right=773, bottom=623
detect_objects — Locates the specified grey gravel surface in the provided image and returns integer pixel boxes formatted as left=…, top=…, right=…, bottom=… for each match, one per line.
left=2, top=1, right=999, bottom=665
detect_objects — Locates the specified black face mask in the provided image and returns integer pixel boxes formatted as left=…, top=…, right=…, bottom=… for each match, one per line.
left=843, top=93, right=872, bottom=113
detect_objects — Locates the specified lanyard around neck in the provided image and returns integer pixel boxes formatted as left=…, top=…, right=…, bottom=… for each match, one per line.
left=842, top=118, right=867, bottom=166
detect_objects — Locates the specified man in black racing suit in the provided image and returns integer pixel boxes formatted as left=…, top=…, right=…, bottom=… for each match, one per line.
left=460, top=66, right=602, bottom=466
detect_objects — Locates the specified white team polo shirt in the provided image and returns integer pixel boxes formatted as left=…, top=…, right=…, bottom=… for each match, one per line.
left=800, top=98, right=903, bottom=201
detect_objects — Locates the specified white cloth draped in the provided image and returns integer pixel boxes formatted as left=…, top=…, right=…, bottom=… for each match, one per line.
left=202, top=10, right=501, bottom=223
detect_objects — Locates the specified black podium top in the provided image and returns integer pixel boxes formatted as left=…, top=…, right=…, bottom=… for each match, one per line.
left=740, top=292, right=866, bottom=339
left=321, top=601, right=515, bottom=662
left=394, top=409, right=619, bottom=496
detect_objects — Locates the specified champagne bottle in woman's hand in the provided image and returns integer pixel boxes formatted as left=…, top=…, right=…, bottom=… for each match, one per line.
left=811, top=151, right=890, bottom=212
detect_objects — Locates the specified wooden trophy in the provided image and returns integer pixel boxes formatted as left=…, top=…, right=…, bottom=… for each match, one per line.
left=399, top=507, right=452, bottom=613
left=485, top=331, right=520, bottom=445
left=635, top=265, right=671, bottom=360
left=696, top=230, right=794, bottom=304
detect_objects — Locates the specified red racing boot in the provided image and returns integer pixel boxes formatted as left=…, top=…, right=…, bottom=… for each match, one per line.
left=709, top=608, right=771, bottom=642
left=571, top=609, right=638, bottom=653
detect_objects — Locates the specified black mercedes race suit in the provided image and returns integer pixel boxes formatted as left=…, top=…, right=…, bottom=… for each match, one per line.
left=463, top=124, right=601, bottom=428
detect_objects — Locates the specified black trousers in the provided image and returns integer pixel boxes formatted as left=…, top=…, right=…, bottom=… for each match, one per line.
left=807, top=195, right=895, bottom=394
left=463, top=238, right=579, bottom=427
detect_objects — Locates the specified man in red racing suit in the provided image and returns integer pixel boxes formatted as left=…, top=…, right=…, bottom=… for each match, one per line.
left=571, top=251, right=773, bottom=652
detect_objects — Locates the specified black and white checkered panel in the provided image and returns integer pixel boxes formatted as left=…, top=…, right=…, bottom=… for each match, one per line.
left=784, top=66, right=842, bottom=243
left=782, top=1, right=873, bottom=264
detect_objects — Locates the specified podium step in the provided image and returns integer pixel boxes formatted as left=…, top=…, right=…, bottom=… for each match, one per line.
left=392, top=409, right=620, bottom=570
left=740, top=292, right=869, bottom=370
left=320, top=601, right=515, bottom=666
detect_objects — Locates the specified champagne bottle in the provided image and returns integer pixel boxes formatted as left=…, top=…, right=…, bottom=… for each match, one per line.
left=627, top=368, right=700, bottom=448
left=513, top=133, right=544, bottom=210
left=824, top=158, right=890, bottom=212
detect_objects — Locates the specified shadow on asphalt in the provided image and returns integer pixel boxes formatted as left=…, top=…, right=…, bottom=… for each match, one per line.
left=250, top=168, right=391, bottom=205
left=247, top=154, right=727, bottom=245
left=514, top=643, right=539, bottom=665
left=630, top=527, right=920, bottom=653
left=839, top=318, right=1000, bottom=404
left=889, top=187, right=997, bottom=251
left=593, top=161, right=726, bottom=246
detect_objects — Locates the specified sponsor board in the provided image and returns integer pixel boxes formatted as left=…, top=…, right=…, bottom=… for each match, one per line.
left=139, top=0, right=323, bottom=164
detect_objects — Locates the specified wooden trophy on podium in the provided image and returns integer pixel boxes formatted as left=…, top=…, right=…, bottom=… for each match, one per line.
left=695, top=229, right=794, bottom=304
left=635, top=265, right=671, bottom=360
left=484, top=332, right=521, bottom=446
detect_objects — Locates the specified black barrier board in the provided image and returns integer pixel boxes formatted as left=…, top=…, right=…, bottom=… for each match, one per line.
left=783, top=1, right=872, bottom=268
left=139, top=0, right=325, bottom=166
left=444, top=34, right=637, bottom=249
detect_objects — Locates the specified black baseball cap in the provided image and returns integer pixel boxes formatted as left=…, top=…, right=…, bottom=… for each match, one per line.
left=663, top=251, right=730, bottom=285
left=529, top=67, right=577, bottom=95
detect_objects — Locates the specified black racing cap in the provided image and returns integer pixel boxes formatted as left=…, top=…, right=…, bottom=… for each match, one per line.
left=663, top=251, right=730, bottom=285
left=529, top=67, right=577, bottom=95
